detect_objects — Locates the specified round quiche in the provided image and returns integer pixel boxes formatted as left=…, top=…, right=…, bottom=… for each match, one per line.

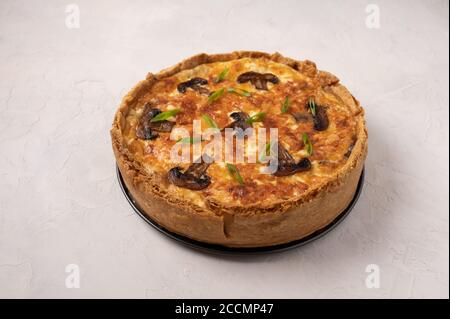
left=111, top=51, right=368, bottom=248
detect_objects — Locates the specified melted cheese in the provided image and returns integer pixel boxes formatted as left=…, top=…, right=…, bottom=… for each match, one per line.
left=124, top=58, right=357, bottom=206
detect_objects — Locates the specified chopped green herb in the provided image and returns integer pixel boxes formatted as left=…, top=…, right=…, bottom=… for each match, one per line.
left=176, top=137, right=202, bottom=144
left=201, top=114, right=219, bottom=129
left=308, top=98, right=316, bottom=117
left=208, top=88, right=225, bottom=103
left=227, top=87, right=251, bottom=97
left=259, top=141, right=274, bottom=162
left=245, top=112, right=266, bottom=124
left=226, top=163, right=244, bottom=185
left=302, top=133, right=313, bottom=156
left=281, top=96, right=290, bottom=113
left=214, top=68, right=229, bottom=83
left=150, top=109, right=181, bottom=122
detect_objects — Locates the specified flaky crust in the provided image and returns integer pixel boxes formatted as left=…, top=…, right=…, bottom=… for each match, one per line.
left=111, top=51, right=368, bottom=247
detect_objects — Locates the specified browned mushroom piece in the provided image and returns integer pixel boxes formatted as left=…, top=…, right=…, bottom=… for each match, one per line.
left=223, top=112, right=252, bottom=131
left=292, top=112, right=311, bottom=122
left=272, top=143, right=312, bottom=176
left=136, top=104, right=175, bottom=140
left=313, top=104, right=329, bottom=131
left=237, top=72, right=279, bottom=90
left=177, top=77, right=210, bottom=95
left=168, top=155, right=212, bottom=190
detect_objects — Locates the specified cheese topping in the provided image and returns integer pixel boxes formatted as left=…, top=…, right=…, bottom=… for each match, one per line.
left=123, top=58, right=357, bottom=207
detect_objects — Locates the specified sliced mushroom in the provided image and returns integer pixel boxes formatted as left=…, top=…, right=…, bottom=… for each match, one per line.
left=177, top=77, right=209, bottom=95
left=237, top=72, right=279, bottom=90
left=136, top=104, right=175, bottom=140
left=223, top=112, right=252, bottom=131
left=292, top=112, right=311, bottom=122
left=272, top=143, right=312, bottom=177
left=168, top=155, right=212, bottom=190
left=313, top=104, right=329, bottom=131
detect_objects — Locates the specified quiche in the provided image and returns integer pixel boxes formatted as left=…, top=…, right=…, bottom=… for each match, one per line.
left=111, top=51, right=368, bottom=248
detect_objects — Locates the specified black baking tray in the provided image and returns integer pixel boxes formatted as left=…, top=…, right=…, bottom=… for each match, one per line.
left=117, top=165, right=364, bottom=255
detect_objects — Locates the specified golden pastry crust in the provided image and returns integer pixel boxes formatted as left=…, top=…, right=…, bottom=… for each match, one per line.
left=111, top=51, right=368, bottom=247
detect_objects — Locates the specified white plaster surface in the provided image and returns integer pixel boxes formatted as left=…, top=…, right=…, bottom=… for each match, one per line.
left=0, top=0, right=448, bottom=299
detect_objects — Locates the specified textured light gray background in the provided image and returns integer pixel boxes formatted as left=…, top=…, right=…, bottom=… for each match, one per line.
left=0, top=0, right=448, bottom=299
